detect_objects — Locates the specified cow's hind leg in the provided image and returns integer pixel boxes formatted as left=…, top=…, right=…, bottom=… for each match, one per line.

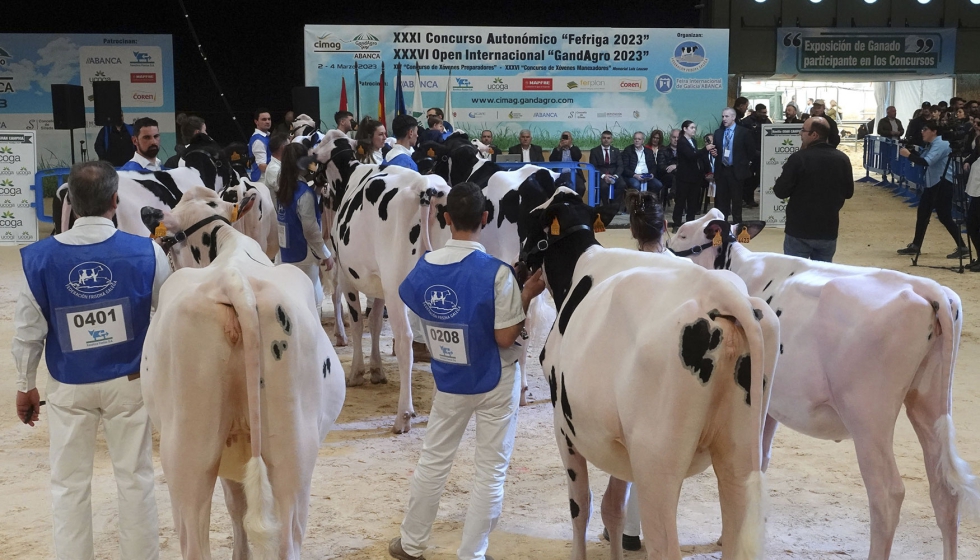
left=369, top=296, right=386, bottom=384
left=555, top=424, right=591, bottom=560
left=387, top=296, right=415, bottom=433
left=600, top=477, right=629, bottom=560
left=847, top=413, right=905, bottom=560
left=161, top=432, right=222, bottom=560
left=344, top=283, right=368, bottom=387
left=331, top=282, right=348, bottom=347
left=220, top=478, right=249, bottom=560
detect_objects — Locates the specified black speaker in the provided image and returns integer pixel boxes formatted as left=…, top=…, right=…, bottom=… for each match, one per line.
left=291, top=86, right=321, bottom=127
left=51, top=84, right=85, bottom=130
left=93, top=81, right=122, bottom=127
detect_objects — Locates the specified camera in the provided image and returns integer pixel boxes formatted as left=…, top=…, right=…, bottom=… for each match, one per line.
left=561, top=133, right=570, bottom=140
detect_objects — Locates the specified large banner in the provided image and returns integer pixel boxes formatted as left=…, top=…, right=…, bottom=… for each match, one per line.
left=775, top=28, right=955, bottom=81
left=0, top=131, right=37, bottom=245
left=759, top=123, right=803, bottom=227
left=304, top=26, right=728, bottom=149
left=0, top=34, right=175, bottom=169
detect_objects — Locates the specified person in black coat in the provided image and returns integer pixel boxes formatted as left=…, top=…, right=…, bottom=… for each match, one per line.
left=673, top=120, right=706, bottom=229
left=657, top=130, right=679, bottom=206
left=548, top=131, right=585, bottom=195
left=708, top=107, right=757, bottom=224
left=507, top=129, right=544, bottom=162
left=810, top=100, right=840, bottom=147
left=94, top=113, right=135, bottom=167
left=589, top=130, right=627, bottom=207
left=622, top=131, right=662, bottom=196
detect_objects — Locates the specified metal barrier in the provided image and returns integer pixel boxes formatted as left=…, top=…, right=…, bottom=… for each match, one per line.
left=494, top=161, right=602, bottom=205
left=861, top=135, right=972, bottom=214
left=33, top=167, right=70, bottom=223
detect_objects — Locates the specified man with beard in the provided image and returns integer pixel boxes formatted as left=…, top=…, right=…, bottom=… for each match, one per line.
left=784, top=103, right=803, bottom=124
left=809, top=100, right=840, bottom=148
left=120, top=118, right=164, bottom=172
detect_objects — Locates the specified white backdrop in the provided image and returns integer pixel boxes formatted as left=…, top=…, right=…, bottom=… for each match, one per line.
left=874, top=78, right=954, bottom=122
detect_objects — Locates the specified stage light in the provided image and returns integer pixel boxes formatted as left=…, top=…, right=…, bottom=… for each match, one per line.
left=971, top=0, right=979, bottom=5
left=755, top=0, right=766, bottom=3
left=917, top=0, right=930, bottom=4
left=810, top=0, right=822, bottom=4
left=864, top=0, right=877, bottom=4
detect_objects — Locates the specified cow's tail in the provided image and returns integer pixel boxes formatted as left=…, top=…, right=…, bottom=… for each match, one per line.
left=223, top=267, right=280, bottom=559
left=930, top=287, right=980, bottom=521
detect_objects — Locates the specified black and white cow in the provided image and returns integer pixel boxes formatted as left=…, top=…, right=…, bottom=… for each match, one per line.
left=518, top=180, right=779, bottom=560
left=668, top=209, right=980, bottom=559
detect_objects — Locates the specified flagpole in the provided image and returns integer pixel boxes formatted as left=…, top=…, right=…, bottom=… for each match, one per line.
left=354, top=61, right=360, bottom=121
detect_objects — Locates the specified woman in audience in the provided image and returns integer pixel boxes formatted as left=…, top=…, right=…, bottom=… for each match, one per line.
left=645, top=129, right=665, bottom=160
left=355, top=116, right=385, bottom=164
left=626, top=188, right=668, bottom=253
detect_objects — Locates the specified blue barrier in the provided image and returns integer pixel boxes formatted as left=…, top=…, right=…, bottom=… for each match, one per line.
left=495, top=161, right=602, bottom=205
left=33, top=167, right=70, bottom=223
left=861, top=136, right=972, bottom=213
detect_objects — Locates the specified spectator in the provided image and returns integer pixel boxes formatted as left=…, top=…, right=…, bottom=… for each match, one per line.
left=896, top=121, right=968, bottom=258
left=741, top=104, right=771, bottom=208
left=804, top=98, right=815, bottom=115
left=507, top=129, right=544, bottom=162
left=772, top=117, right=854, bottom=262
left=622, top=131, right=661, bottom=195
left=264, top=132, right=288, bottom=201
left=700, top=133, right=717, bottom=208
left=734, top=96, right=749, bottom=121
left=876, top=106, right=904, bottom=139
left=477, top=130, right=500, bottom=161
left=673, top=120, right=706, bottom=231
left=164, top=115, right=206, bottom=168
left=548, top=131, right=585, bottom=195
left=420, top=115, right=448, bottom=144
left=383, top=114, right=419, bottom=171
left=809, top=100, right=841, bottom=147
left=962, top=118, right=980, bottom=271
left=589, top=130, right=626, bottom=209
left=906, top=105, right=930, bottom=147
left=784, top=104, right=803, bottom=124
left=644, top=129, right=665, bottom=159
left=657, top=129, right=680, bottom=206
left=787, top=95, right=800, bottom=114
left=335, top=110, right=355, bottom=136
left=248, top=108, right=272, bottom=181
left=707, top=107, right=755, bottom=224
left=94, top=112, right=135, bottom=167
left=826, top=100, right=842, bottom=121
left=120, top=117, right=163, bottom=172
left=425, top=107, right=453, bottom=133
left=356, top=117, right=385, bottom=164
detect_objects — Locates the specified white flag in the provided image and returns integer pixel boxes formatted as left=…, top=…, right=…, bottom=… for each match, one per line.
left=412, top=64, right=424, bottom=120
left=444, top=69, right=453, bottom=128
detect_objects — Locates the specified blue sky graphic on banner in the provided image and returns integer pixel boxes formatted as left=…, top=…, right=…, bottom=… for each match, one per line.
left=304, top=26, right=728, bottom=149
left=0, top=34, right=175, bottom=168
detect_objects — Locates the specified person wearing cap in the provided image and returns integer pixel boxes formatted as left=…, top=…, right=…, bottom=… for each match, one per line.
left=391, top=181, right=545, bottom=560
left=13, top=161, right=169, bottom=560
left=809, top=100, right=841, bottom=147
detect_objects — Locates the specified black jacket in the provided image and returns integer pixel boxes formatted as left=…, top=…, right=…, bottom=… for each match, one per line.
left=94, top=124, right=135, bottom=167
left=824, top=116, right=841, bottom=148
left=589, top=145, right=623, bottom=178
left=711, top=124, right=756, bottom=182
left=772, top=142, right=854, bottom=240
left=877, top=116, right=904, bottom=138
left=548, top=145, right=585, bottom=189
left=507, top=143, right=544, bottom=162
left=622, top=145, right=657, bottom=178
left=675, top=137, right=704, bottom=183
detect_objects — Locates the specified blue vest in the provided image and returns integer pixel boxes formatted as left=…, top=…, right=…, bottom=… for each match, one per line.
left=248, top=132, right=270, bottom=181
left=21, top=232, right=156, bottom=385
left=383, top=153, right=418, bottom=172
left=277, top=181, right=321, bottom=263
left=399, top=250, right=504, bottom=394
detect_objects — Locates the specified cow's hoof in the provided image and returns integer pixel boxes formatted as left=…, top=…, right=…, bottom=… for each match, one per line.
left=716, top=536, right=722, bottom=546
left=519, top=386, right=532, bottom=406
left=392, top=412, right=414, bottom=434
left=334, top=335, right=348, bottom=347
left=370, top=368, right=387, bottom=384
left=346, top=371, right=367, bottom=387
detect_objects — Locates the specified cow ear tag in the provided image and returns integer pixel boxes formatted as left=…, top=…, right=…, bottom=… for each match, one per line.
left=592, top=214, right=606, bottom=233
left=737, top=226, right=751, bottom=244
left=153, top=224, right=167, bottom=239
left=550, top=217, right=561, bottom=236
left=231, top=204, right=240, bottom=222
left=356, top=145, right=364, bottom=155
left=712, top=230, right=722, bottom=246
left=427, top=148, right=436, bottom=157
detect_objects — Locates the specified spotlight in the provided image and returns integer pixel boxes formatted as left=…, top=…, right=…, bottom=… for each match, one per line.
left=971, top=0, right=979, bottom=4
left=864, top=0, right=876, bottom=3
left=917, top=0, right=930, bottom=4
left=755, top=0, right=766, bottom=3
left=810, top=0, right=822, bottom=3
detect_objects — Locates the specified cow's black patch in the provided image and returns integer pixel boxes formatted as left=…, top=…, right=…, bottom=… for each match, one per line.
left=498, top=189, right=521, bottom=228
left=789, top=271, right=795, bottom=276
left=558, top=275, right=593, bottom=335
left=202, top=231, right=211, bottom=246
left=753, top=308, right=763, bottom=321
left=766, top=296, right=773, bottom=305
left=409, top=223, right=421, bottom=245
left=570, top=499, right=581, bottom=519
left=775, top=309, right=782, bottom=317
left=735, top=354, right=752, bottom=405
left=347, top=292, right=357, bottom=302
left=680, top=318, right=722, bottom=384
left=484, top=199, right=495, bottom=227
left=207, top=201, right=217, bottom=208
left=207, top=225, right=221, bottom=262
left=190, top=245, right=202, bottom=264
left=350, top=307, right=359, bottom=323
left=928, top=332, right=933, bottom=340
left=763, top=279, right=772, bottom=291
left=539, top=346, right=546, bottom=365
left=323, top=358, right=331, bottom=378
left=271, top=340, right=288, bottom=361
left=377, top=188, right=399, bottom=221
left=348, top=267, right=360, bottom=279
left=567, top=469, right=577, bottom=482
left=435, top=204, right=448, bottom=229
left=412, top=248, right=416, bottom=255
left=779, top=343, right=783, bottom=354
left=365, top=179, right=387, bottom=204
left=276, top=305, right=292, bottom=335
left=136, top=177, right=182, bottom=208
left=560, top=372, right=575, bottom=436
left=549, top=366, right=558, bottom=407
left=562, top=429, right=575, bottom=455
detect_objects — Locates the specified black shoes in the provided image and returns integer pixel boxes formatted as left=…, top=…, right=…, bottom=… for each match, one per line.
left=602, top=527, right=642, bottom=551
left=896, top=243, right=920, bottom=255
left=947, top=246, right=970, bottom=259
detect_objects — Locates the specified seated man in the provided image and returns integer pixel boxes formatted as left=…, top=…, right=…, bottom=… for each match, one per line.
left=621, top=131, right=662, bottom=195
left=507, top=129, right=544, bottom=162
left=588, top=130, right=627, bottom=208
left=548, top=131, right=585, bottom=196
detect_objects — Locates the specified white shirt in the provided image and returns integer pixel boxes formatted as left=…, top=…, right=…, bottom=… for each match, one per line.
left=129, top=152, right=162, bottom=171
left=384, top=144, right=414, bottom=162
left=264, top=156, right=282, bottom=197
left=423, top=239, right=525, bottom=367
left=522, top=147, right=531, bottom=162
left=12, top=217, right=172, bottom=392
left=633, top=146, right=648, bottom=175
left=888, top=118, right=901, bottom=133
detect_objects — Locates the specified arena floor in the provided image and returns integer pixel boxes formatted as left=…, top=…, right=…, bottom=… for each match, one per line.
left=2, top=153, right=980, bottom=558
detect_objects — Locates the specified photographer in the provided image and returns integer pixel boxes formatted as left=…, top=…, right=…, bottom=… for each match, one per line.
left=548, top=131, right=585, bottom=196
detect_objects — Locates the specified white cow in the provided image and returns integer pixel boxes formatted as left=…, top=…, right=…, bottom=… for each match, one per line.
left=668, top=208, right=980, bottom=559
left=520, top=185, right=779, bottom=560
left=140, top=186, right=345, bottom=559
left=330, top=163, right=452, bottom=433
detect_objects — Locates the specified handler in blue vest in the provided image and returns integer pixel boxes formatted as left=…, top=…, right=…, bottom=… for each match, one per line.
left=248, top=108, right=273, bottom=181
left=13, top=161, right=170, bottom=560
left=383, top=114, right=419, bottom=171
left=276, top=142, right=333, bottom=312
left=390, top=182, right=546, bottom=560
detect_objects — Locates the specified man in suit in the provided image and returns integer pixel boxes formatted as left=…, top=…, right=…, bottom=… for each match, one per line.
left=478, top=129, right=501, bottom=161
left=508, top=129, right=544, bottom=162
left=657, top=129, right=680, bottom=206
left=877, top=106, right=905, bottom=140
left=740, top=103, right=771, bottom=208
left=707, top=107, right=756, bottom=224
left=589, top=130, right=626, bottom=207
left=549, top=131, right=585, bottom=195
left=622, top=131, right=661, bottom=196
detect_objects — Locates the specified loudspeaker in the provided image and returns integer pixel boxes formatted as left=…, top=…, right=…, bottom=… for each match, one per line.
left=93, top=81, right=122, bottom=127
left=291, top=86, right=321, bottom=127
left=51, top=84, right=85, bottom=130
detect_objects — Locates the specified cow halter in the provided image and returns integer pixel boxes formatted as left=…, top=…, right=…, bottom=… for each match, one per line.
left=669, top=229, right=736, bottom=258
left=153, top=214, right=232, bottom=253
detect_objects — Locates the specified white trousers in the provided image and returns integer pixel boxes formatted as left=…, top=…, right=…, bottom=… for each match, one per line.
left=46, top=375, right=159, bottom=560
left=401, top=363, right=521, bottom=560
left=624, top=483, right=642, bottom=537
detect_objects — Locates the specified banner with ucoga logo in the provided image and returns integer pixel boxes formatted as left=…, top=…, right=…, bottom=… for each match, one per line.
left=0, top=131, right=37, bottom=245
left=759, top=124, right=803, bottom=227
left=304, top=25, right=729, bottom=149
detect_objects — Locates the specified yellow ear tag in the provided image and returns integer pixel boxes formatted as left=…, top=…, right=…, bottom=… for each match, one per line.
left=550, top=217, right=561, bottom=236
left=737, top=225, right=751, bottom=244
left=356, top=145, right=365, bottom=155
left=593, top=214, right=606, bottom=233
left=230, top=152, right=241, bottom=161
left=231, top=204, right=239, bottom=222
left=153, top=224, right=167, bottom=239
left=427, top=148, right=436, bottom=157
left=712, top=230, right=722, bottom=247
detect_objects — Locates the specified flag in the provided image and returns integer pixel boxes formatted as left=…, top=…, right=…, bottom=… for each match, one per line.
left=412, top=63, right=423, bottom=120
left=394, top=64, right=407, bottom=116
left=444, top=68, right=453, bottom=127
left=339, top=77, right=348, bottom=112
left=354, top=62, right=360, bottom=120
left=378, top=61, right=386, bottom=127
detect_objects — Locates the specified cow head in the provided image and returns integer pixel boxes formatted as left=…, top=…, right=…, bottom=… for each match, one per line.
left=142, top=186, right=257, bottom=269
left=667, top=208, right=766, bottom=270
left=413, top=132, right=481, bottom=185
left=518, top=174, right=601, bottom=308
left=222, top=142, right=251, bottom=183
left=311, top=130, right=359, bottom=212
left=181, top=133, right=233, bottom=191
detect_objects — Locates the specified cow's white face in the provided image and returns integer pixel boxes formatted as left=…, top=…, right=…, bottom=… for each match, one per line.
left=668, top=208, right=727, bottom=269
